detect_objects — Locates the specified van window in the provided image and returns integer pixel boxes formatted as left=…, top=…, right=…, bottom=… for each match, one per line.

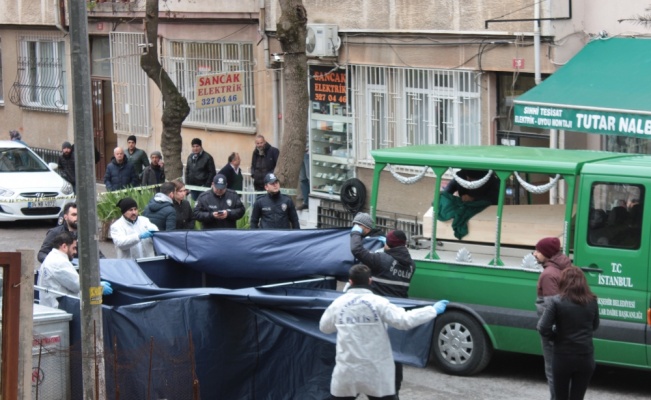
left=588, top=183, right=643, bottom=249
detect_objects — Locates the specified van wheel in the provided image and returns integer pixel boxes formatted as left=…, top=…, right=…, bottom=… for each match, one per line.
left=430, top=311, right=493, bottom=376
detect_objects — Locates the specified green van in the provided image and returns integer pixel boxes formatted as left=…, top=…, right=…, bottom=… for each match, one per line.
left=370, top=145, right=650, bottom=375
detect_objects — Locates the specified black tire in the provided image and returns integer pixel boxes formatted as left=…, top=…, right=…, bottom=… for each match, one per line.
left=340, top=178, right=366, bottom=214
left=430, top=311, right=493, bottom=376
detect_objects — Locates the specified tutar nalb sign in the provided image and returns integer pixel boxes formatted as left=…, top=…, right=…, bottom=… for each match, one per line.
left=195, top=71, right=243, bottom=109
left=514, top=104, right=651, bottom=137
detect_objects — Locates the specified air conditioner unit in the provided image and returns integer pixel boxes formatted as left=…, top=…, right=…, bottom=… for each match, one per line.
left=306, top=24, right=341, bottom=57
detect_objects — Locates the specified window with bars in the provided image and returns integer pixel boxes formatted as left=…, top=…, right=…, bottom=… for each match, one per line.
left=163, top=41, right=256, bottom=132
left=10, top=36, right=67, bottom=112
left=350, top=65, right=481, bottom=164
left=109, top=32, right=151, bottom=136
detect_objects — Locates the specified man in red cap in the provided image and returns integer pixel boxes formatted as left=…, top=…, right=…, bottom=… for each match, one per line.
left=533, top=236, right=572, bottom=400
left=350, top=212, right=415, bottom=398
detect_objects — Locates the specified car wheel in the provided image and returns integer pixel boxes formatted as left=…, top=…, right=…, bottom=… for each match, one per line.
left=430, top=311, right=493, bottom=376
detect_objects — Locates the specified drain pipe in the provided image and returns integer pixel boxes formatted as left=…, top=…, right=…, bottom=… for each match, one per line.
left=258, top=0, right=280, bottom=147
left=258, top=0, right=280, bottom=146
left=534, top=2, right=558, bottom=203
left=258, top=0, right=270, bottom=70
left=534, top=1, right=541, bottom=85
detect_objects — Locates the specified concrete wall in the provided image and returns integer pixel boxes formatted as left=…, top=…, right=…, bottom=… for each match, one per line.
left=91, top=0, right=259, bottom=15
left=0, top=0, right=59, bottom=25
left=0, top=28, right=72, bottom=149
left=268, top=0, right=548, bottom=34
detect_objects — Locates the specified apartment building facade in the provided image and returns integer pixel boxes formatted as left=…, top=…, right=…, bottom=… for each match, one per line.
left=0, top=0, right=648, bottom=216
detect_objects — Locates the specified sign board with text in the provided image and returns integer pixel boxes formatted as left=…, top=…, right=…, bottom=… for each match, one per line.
left=195, top=71, right=243, bottom=109
left=514, top=104, right=651, bottom=137
left=309, top=65, right=347, bottom=105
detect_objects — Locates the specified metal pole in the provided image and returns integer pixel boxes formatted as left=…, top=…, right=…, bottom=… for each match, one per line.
left=66, top=0, right=106, bottom=398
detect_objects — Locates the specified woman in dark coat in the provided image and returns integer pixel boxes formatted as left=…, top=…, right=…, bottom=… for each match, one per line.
left=537, top=267, right=600, bottom=400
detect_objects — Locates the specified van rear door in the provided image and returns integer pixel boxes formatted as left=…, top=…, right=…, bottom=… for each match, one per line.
left=574, top=172, right=649, bottom=368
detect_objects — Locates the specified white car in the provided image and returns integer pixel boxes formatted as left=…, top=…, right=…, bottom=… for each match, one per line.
left=0, top=141, right=74, bottom=221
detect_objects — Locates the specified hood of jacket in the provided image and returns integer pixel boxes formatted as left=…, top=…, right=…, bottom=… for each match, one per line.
left=385, top=245, right=414, bottom=266
left=147, top=193, right=173, bottom=212
left=544, top=253, right=572, bottom=271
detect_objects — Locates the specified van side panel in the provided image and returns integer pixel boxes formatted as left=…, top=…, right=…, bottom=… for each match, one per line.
left=410, top=260, right=541, bottom=354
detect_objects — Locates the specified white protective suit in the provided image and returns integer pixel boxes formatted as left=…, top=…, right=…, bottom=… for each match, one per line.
left=319, top=287, right=438, bottom=398
left=38, top=248, right=80, bottom=308
left=110, top=215, right=159, bottom=259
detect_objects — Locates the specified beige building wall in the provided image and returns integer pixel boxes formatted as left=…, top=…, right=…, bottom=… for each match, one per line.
left=547, top=0, right=651, bottom=66
left=0, top=28, right=72, bottom=148
left=85, top=7, right=274, bottom=174
left=1, top=0, right=275, bottom=171
left=0, top=0, right=59, bottom=25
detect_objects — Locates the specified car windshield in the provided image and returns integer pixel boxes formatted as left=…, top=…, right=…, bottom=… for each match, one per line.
left=0, top=148, right=49, bottom=173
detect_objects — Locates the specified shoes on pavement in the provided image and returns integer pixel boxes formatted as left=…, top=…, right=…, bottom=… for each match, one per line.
left=297, top=204, right=309, bottom=211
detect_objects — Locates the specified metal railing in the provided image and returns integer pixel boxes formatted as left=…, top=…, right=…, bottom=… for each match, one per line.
left=31, top=147, right=60, bottom=164
left=317, top=199, right=423, bottom=241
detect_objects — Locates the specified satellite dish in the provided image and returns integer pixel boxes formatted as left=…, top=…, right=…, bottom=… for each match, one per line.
left=306, top=26, right=316, bottom=54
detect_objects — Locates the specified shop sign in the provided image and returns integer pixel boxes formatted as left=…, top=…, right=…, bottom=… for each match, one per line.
left=195, top=71, right=243, bottom=109
left=514, top=104, right=651, bottom=137
left=310, top=65, right=347, bottom=105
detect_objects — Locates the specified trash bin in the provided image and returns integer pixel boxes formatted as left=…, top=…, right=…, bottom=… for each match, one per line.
left=32, top=303, right=72, bottom=400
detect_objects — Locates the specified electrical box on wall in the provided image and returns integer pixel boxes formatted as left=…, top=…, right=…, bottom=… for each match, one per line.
left=306, top=24, right=341, bottom=57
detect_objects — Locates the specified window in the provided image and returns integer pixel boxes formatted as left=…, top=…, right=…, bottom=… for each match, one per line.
left=604, top=135, right=651, bottom=155
left=109, top=32, right=151, bottom=136
left=163, top=41, right=256, bottom=132
left=588, top=183, right=643, bottom=249
left=11, top=36, right=67, bottom=112
left=351, top=65, right=481, bottom=163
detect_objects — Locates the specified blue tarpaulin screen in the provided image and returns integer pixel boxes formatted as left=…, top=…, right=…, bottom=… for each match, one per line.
left=57, top=230, right=435, bottom=399
left=152, top=228, right=382, bottom=280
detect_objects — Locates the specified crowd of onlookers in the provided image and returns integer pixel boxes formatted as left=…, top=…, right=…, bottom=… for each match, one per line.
left=52, top=133, right=303, bottom=259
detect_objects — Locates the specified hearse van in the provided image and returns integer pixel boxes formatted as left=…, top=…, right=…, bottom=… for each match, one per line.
left=369, top=145, right=650, bottom=375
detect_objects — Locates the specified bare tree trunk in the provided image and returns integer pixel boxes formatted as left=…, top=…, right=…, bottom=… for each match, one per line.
left=275, top=0, right=309, bottom=191
left=141, top=0, right=190, bottom=181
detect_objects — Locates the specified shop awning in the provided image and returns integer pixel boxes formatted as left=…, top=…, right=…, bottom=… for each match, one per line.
left=513, top=37, right=651, bottom=137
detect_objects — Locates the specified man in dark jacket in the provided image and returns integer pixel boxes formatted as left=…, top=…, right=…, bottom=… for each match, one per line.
left=349, top=212, right=415, bottom=398
left=143, top=182, right=177, bottom=231
left=217, top=152, right=243, bottom=192
left=40, top=202, right=105, bottom=262
left=57, top=141, right=76, bottom=192
left=38, top=202, right=78, bottom=263
left=193, top=174, right=245, bottom=229
left=250, top=173, right=300, bottom=229
left=172, top=180, right=195, bottom=229
left=104, top=147, right=138, bottom=191
left=185, top=138, right=216, bottom=200
left=250, top=135, right=279, bottom=191
left=125, top=135, right=149, bottom=184
left=141, top=151, right=165, bottom=187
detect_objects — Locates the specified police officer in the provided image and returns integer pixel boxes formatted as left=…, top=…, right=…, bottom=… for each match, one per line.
left=193, top=174, right=245, bottom=229
left=249, top=173, right=300, bottom=229
left=350, top=212, right=415, bottom=398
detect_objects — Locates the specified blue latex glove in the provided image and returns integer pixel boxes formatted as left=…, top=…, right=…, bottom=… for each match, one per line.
left=139, top=230, right=154, bottom=240
left=101, top=281, right=113, bottom=295
left=433, top=300, right=449, bottom=315
left=351, top=225, right=363, bottom=234
left=377, top=236, right=387, bottom=244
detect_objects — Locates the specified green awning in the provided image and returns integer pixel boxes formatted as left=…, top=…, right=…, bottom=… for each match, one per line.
left=513, top=37, right=651, bottom=137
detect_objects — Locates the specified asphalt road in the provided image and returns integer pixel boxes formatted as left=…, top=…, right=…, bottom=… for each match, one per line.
left=2, top=219, right=650, bottom=400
